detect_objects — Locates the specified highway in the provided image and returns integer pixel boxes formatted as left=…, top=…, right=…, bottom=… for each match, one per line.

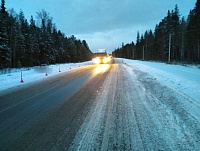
left=0, top=64, right=112, bottom=150
left=0, top=59, right=200, bottom=150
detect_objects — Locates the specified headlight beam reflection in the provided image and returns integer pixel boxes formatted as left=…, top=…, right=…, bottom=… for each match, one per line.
left=94, top=64, right=109, bottom=74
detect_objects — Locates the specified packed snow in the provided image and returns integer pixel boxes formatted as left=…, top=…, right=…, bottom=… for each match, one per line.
left=70, top=61, right=200, bottom=150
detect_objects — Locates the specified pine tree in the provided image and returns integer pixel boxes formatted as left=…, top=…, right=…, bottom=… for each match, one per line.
left=179, top=17, right=186, bottom=61
left=6, top=9, right=18, bottom=67
left=29, top=15, right=40, bottom=66
left=185, top=0, right=200, bottom=63
left=0, top=5, right=92, bottom=67
left=194, top=0, right=200, bottom=63
left=0, top=0, right=11, bottom=68
left=135, top=31, right=141, bottom=59
left=171, top=5, right=180, bottom=61
left=0, top=0, right=5, bottom=13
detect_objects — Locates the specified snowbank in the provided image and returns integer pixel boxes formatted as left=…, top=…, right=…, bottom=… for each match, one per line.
left=122, top=59, right=200, bottom=101
left=0, top=61, right=92, bottom=93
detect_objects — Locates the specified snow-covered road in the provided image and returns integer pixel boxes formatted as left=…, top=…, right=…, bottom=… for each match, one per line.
left=1, top=59, right=200, bottom=150
left=70, top=63, right=200, bottom=150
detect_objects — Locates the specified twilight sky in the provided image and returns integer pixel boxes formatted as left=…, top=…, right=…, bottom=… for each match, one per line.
left=6, top=0, right=196, bottom=53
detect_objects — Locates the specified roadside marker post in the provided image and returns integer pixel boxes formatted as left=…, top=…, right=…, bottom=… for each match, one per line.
left=20, top=70, right=24, bottom=83
left=59, top=64, right=61, bottom=72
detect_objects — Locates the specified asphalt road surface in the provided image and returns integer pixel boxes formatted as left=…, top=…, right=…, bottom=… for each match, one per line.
left=0, top=59, right=200, bottom=151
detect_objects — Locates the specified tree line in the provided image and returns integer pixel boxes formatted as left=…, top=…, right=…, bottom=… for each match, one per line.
left=113, top=1, right=200, bottom=64
left=0, top=0, right=92, bottom=69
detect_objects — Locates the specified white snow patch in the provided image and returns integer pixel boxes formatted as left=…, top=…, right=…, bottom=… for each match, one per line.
left=122, top=59, right=200, bottom=102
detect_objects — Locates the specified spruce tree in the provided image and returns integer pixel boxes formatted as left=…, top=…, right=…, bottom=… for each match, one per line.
left=0, top=0, right=11, bottom=68
left=29, top=15, right=40, bottom=66
left=186, top=0, right=200, bottom=63
left=194, top=0, right=200, bottom=62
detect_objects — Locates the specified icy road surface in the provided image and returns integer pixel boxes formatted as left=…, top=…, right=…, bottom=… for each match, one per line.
left=69, top=63, right=200, bottom=151
left=0, top=60, right=200, bottom=150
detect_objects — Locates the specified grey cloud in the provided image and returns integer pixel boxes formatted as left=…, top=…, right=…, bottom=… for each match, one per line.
left=60, top=0, right=171, bottom=35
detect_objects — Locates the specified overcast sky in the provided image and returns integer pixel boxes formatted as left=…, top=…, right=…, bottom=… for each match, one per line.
left=6, top=0, right=196, bottom=53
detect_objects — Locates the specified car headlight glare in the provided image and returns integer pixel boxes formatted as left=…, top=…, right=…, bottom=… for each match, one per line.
left=103, top=58, right=107, bottom=63
left=94, top=58, right=100, bottom=64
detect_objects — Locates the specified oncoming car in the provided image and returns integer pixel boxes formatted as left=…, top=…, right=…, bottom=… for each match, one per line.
left=93, top=49, right=111, bottom=64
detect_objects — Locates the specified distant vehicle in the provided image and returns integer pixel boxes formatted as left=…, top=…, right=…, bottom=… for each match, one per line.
left=93, top=49, right=111, bottom=64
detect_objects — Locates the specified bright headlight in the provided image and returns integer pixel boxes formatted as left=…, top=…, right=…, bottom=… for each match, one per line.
left=94, top=58, right=100, bottom=64
left=107, top=56, right=111, bottom=61
left=103, top=57, right=107, bottom=63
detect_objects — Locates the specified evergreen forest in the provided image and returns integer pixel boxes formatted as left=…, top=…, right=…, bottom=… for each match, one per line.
left=113, top=1, right=200, bottom=64
left=0, top=0, right=92, bottom=69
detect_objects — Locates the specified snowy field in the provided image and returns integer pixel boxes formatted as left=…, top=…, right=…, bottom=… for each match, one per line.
left=0, top=59, right=200, bottom=102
